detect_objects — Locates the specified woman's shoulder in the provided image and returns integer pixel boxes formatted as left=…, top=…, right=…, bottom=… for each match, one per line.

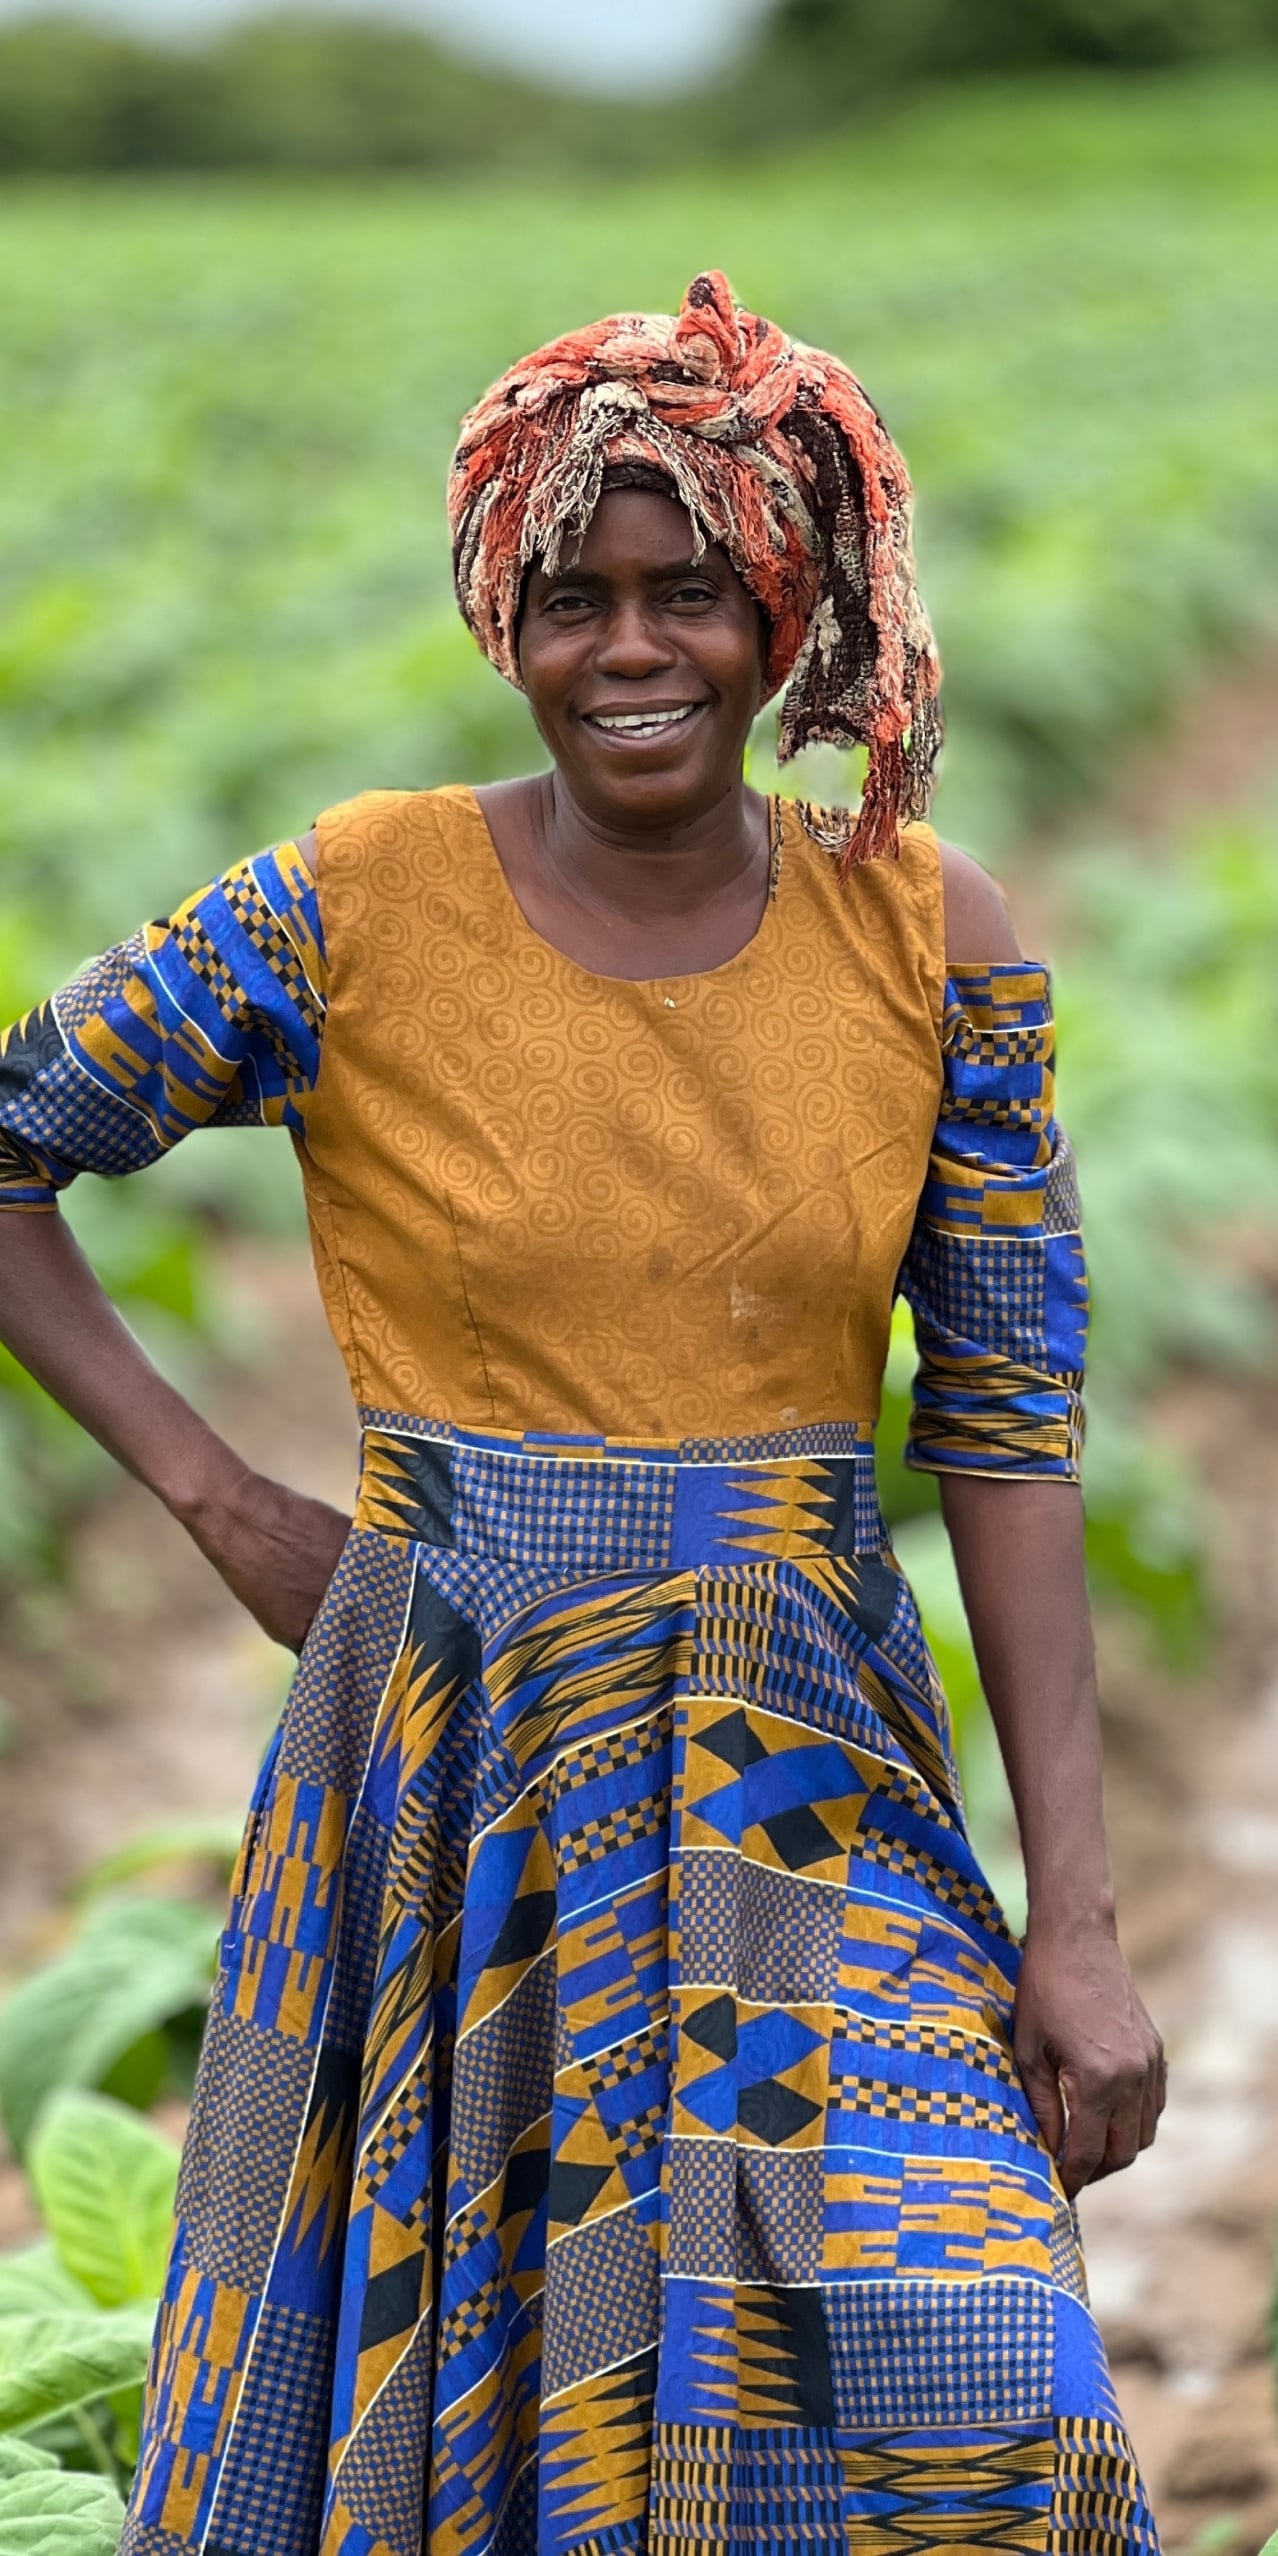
left=302, top=787, right=489, bottom=923
left=783, top=794, right=943, bottom=926
left=938, top=838, right=1022, bottom=968
left=311, top=783, right=479, bottom=861
left=781, top=804, right=1038, bottom=1042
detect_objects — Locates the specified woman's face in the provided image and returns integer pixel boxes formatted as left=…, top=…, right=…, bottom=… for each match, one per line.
left=517, top=488, right=767, bottom=833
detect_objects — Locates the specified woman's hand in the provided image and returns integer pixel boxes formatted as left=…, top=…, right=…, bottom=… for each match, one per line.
left=1014, top=1919, right=1166, bottom=2199
left=178, top=1465, right=352, bottom=1655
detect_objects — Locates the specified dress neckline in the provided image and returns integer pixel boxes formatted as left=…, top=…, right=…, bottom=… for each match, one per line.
left=464, top=784, right=788, bottom=993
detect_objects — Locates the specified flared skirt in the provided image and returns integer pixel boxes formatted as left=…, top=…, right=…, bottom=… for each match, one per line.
left=121, top=1416, right=1160, bottom=2555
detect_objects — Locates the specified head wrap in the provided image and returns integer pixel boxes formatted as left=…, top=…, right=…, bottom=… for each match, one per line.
left=448, top=270, right=942, bottom=869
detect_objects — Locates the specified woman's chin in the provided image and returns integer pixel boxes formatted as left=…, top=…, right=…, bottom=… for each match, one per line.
left=568, top=748, right=742, bottom=831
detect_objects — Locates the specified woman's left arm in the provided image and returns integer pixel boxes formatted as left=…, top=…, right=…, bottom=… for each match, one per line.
left=933, top=843, right=1165, bottom=2199
left=940, top=1469, right=1164, bottom=2198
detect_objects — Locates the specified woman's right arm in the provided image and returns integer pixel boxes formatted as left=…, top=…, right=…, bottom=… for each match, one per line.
left=0, top=829, right=348, bottom=1653
left=0, top=1208, right=348, bottom=1651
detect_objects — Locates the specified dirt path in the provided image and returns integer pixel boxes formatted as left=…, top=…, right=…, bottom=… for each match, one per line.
left=1079, top=1373, right=1278, bottom=2550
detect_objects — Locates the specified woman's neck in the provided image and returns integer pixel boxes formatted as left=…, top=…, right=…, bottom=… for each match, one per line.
left=474, top=771, right=775, bottom=981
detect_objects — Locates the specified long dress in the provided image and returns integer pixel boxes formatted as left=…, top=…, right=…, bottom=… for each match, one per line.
left=0, top=786, right=1159, bottom=2555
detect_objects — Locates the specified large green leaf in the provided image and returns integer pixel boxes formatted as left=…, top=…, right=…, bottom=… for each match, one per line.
left=0, top=2306, right=153, bottom=2433
left=0, top=2440, right=58, bottom=2478
left=0, top=1897, right=216, bottom=2158
left=29, top=2093, right=178, bottom=2310
left=0, top=2244, right=90, bottom=2319
left=0, top=2464, right=125, bottom=2553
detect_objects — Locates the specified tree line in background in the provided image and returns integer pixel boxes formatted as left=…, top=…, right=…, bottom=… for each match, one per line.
left=3, top=0, right=1278, bottom=172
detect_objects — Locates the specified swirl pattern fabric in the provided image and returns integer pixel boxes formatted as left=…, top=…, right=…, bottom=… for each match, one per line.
left=0, top=787, right=1159, bottom=2552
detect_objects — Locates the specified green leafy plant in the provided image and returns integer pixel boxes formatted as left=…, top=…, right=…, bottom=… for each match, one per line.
left=0, top=2438, right=125, bottom=2556
left=0, top=1833, right=237, bottom=2518
left=0, top=2090, right=179, bottom=2515
left=30, top=2086, right=178, bottom=2311
left=72, top=1819, right=242, bottom=1906
left=1180, top=2523, right=1246, bottom=2556
left=0, top=1893, right=219, bottom=2161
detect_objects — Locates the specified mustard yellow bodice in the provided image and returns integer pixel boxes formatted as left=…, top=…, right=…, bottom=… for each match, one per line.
left=298, top=787, right=945, bottom=1443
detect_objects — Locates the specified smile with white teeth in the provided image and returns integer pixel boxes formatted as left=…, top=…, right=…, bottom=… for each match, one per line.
left=586, top=705, right=700, bottom=736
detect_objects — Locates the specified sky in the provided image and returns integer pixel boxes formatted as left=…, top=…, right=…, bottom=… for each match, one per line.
left=0, top=0, right=775, bottom=92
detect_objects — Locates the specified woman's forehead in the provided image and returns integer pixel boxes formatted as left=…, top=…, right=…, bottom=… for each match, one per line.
left=543, top=487, right=721, bottom=581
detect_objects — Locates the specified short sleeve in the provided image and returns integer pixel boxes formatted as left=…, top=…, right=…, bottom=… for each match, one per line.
left=0, top=841, right=326, bottom=1211
left=897, top=961, right=1087, bottom=1481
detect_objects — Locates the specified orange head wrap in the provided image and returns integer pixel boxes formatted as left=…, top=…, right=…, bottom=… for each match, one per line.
left=448, top=270, right=942, bottom=868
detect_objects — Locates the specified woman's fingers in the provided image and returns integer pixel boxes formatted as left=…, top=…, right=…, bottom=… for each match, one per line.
left=1014, top=2042, right=1065, bottom=2165
left=1012, top=1934, right=1165, bottom=2197
left=1093, top=2080, right=1147, bottom=2182
left=1055, top=2051, right=1161, bottom=2194
left=1138, top=2034, right=1167, bottom=2154
left=1056, top=2069, right=1114, bottom=2198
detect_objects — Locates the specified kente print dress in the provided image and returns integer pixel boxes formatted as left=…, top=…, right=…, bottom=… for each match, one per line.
left=0, top=787, right=1160, bottom=2556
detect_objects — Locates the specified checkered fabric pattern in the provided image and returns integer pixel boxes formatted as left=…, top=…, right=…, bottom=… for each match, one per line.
left=115, top=1418, right=1157, bottom=2556
left=0, top=842, right=325, bottom=1207
left=900, top=964, right=1088, bottom=1480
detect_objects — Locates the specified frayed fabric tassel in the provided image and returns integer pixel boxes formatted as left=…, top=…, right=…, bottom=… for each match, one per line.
left=449, top=270, right=943, bottom=870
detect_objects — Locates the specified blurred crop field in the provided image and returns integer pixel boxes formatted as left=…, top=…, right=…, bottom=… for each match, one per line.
left=2, top=65, right=1277, bottom=1598
left=1, top=54, right=1278, bottom=2550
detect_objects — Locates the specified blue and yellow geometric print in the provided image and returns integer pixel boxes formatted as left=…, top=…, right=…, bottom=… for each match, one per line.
left=901, top=964, right=1088, bottom=1480
left=0, top=818, right=1158, bottom=2553
left=0, top=842, right=324, bottom=1208
left=116, top=1417, right=1156, bottom=2556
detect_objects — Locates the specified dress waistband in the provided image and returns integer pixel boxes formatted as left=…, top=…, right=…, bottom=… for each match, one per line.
left=353, top=1411, right=886, bottom=1575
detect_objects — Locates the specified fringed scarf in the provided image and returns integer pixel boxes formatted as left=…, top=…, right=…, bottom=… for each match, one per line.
left=449, top=269, right=942, bottom=869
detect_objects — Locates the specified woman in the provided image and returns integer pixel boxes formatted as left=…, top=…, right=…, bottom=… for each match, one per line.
left=0, top=272, right=1162, bottom=2553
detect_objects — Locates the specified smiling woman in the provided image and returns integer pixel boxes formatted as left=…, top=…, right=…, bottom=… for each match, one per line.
left=0, top=271, right=1162, bottom=2556
left=480, top=479, right=776, bottom=980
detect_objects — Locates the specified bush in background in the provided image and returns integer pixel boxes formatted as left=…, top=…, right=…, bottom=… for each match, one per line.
left=3, top=0, right=1278, bottom=174
left=0, top=13, right=620, bottom=175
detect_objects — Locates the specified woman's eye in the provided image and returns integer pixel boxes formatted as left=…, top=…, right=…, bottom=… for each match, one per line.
left=545, top=590, right=593, bottom=612
left=669, top=584, right=718, bottom=607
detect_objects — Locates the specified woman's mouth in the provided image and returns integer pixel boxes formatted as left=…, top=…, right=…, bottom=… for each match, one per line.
left=583, top=704, right=703, bottom=742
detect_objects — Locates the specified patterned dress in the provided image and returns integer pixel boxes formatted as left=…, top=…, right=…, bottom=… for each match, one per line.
left=0, top=787, right=1159, bottom=2556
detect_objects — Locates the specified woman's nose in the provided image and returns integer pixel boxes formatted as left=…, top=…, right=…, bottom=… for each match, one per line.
left=593, top=600, right=678, bottom=675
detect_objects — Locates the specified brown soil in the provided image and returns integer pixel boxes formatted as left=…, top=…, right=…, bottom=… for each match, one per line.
left=1077, top=1369, right=1278, bottom=2552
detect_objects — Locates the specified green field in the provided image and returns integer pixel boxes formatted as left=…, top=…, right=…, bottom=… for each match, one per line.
left=2, top=69, right=1277, bottom=972
left=0, top=69, right=1277, bottom=1560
